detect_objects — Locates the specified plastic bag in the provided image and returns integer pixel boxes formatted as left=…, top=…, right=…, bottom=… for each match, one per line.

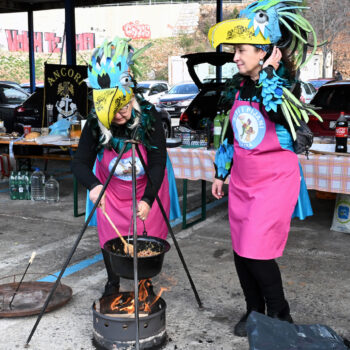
left=49, top=118, right=71, bottom=137
left=331, top=194, right=350, bottom=233
left=247, top=311, right=349, bottom=350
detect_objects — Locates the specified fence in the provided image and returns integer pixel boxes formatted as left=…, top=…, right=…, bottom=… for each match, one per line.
left=108, top=0, right=245, bottom=5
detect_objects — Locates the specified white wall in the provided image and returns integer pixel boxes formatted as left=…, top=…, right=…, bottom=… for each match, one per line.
left=299, top=52, right=334, bottom=80
left=0, top=4, right=200, bottom=52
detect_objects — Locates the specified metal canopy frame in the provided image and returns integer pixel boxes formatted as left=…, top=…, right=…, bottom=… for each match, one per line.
left=0, top=0, right=127, bottom=13
left=0, top=0, right=223, bottom=92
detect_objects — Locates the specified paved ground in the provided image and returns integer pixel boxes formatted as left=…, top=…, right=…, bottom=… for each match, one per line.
left=0, top=158, right=349, bottom=350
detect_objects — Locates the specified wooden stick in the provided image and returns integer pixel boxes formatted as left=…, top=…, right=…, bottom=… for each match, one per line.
left=103, top=210, right=134, bottom=255
left=9, top=252, right=36, bottom=309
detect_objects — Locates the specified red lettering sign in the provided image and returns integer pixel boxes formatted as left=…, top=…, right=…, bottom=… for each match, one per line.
left=5, top=30, right=95, bottom=52
left=5, top=30, right=19, bottom=51
left=122, top=21, right=151, bottom=39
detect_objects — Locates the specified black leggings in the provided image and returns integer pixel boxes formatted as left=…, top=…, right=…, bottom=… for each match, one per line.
left=233, top=252, right=288, bottom=315
left=102, top=249, right=120, bottom=285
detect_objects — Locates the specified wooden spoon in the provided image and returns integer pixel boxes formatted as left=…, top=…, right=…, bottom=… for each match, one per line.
left=103, top=209, right=134, bottom=256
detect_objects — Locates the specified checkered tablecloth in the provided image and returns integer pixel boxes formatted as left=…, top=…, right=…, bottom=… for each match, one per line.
left=168, top=147, right=215, bottom=182
left=168, top=147, right=350, bottom=194
left=299, top=154, right=350, bottom=194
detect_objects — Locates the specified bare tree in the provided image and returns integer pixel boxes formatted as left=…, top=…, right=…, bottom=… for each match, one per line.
left=305, top=0, right=350, bottom=77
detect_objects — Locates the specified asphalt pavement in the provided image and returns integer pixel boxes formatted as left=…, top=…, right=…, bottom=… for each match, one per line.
left=0, top=158, right=349, bottom=350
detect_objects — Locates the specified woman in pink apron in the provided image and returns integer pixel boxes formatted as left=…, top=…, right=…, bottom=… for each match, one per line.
left=72, top=38, right=170, bottom=297
left=209, top=9, right=320, bottom=335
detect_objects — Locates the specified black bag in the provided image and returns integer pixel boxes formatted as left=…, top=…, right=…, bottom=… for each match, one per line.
left=293, top=120, right=313, bottom=157
left=247, top=311, right=350, bottom=350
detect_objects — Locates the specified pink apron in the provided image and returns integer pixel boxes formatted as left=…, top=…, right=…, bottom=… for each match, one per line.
left=95, top=145, right=170, bottom=248
left=229, top=94, right=300, bottom=260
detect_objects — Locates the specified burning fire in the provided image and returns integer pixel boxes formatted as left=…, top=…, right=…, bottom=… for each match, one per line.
left=110, top=279, right=168, bottom=314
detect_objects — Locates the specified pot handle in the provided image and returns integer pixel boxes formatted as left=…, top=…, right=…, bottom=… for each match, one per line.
left=142, top=221, right=148, bottom=236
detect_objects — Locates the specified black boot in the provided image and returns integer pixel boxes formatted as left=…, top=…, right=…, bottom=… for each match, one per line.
left=234, top=311, right=250, bottom=337
left=102, top=249, right=120, bottom=297
left=262, top=279, right=293, bottom=323
left=268, top=302, right=293, bottom=323
left=103, top=279, right=120, bottom=297
left=234, top=307, right=265, bottom=337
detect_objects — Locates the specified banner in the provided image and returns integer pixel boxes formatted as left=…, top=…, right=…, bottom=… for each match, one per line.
left=43, top=64, right=88, bottom=126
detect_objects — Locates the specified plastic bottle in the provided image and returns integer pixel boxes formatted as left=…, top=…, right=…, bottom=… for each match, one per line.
left=335, top=111, right=348, bottom=153
left=45, top=176, right=59, bottom=203
left=30, top=168, right=45, bottom=201
left=213, top=111, right=223, bottom=149
left=0, top=120, right=6, bottom=134
left=25, top=171, right=31, bottom=200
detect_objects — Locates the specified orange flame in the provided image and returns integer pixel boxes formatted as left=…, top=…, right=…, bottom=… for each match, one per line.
left=109, top=279, right=168, bottom=314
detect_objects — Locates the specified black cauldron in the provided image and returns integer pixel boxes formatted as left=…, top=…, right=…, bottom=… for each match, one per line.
left=103, top=236, right=170, bottom=279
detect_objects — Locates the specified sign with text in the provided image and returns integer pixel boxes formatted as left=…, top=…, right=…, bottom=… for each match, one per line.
left=44, top=64, right=88, bottom=125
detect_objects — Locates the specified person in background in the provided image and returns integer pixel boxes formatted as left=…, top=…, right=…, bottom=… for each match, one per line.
left=208, top=0, right=322, bottom=338
left=72, top=38, right=172, bottom=297
left=335, top=70, right=343, bottom=80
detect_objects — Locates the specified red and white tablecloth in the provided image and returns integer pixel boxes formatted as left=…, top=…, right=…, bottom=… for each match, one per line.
left=168, top=147, right=350, bottom=194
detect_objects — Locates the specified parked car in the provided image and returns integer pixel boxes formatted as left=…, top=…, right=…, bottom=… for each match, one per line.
left=158, top=82, right=199, bottom=118
left=178, top=52, right=236, bottom=132
left=0, top=82, right=30, bottom=132
left=13, top=87, right=45, bottom=134
left=20, top=82, right=44, bottom=94
left=300, top=82, right=317, bottom=104
left=13, top=87, right=172, bottom=138
left=308, top=81, right=350, bottom=136
left=156, top=106, right=171, bottom=138
left=0, top=80, right=24, bottom=90
left=308, top=78, right=336, bottom=91
left=138, top=81, right=169, bottom=105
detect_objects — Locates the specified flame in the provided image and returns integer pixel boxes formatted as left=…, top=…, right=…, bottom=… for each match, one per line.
left=109, top=279, right=168, bottom=314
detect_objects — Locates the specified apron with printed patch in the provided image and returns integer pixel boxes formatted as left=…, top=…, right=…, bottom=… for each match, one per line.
left=95, top=145, right=169, bottom=248
left=229, top=94, right=300, bottom=260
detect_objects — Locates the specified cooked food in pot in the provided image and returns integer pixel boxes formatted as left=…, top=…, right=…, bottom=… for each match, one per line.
left=111, top=242, right=162, bottom=257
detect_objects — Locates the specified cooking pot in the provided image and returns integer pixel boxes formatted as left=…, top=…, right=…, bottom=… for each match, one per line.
left=103, top=236, right=170, bottom=279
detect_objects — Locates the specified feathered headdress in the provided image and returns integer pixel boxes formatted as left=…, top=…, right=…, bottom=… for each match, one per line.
left=209, top=0, right=319, bottom=69
left=87, top=37, right=151, bottom=130
left=208, top=0, right=322, bottom=140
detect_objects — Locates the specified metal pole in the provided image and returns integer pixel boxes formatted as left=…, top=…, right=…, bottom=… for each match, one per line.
left=64, top=0, right=76, bottom=66
left=131, top=142, right=140, bottom=350
left=27, top=10, right=35, bottom=94
left=25, top=143, right=128, bottom=346
left=135, top=145, right=203, bottom=309
left=216, top=0, right=223, bottom=83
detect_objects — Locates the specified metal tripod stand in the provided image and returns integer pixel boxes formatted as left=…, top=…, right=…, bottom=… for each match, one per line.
left=26, top=131, right=203, bottom=350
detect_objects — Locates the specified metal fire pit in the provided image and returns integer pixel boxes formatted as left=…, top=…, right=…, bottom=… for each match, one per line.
left=0, top=281, right=72, bottom=317
left=92, top=292, right=167, bottom=350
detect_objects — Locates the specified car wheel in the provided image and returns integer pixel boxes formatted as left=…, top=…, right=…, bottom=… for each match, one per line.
left=162, top=121, right=170, bottom=138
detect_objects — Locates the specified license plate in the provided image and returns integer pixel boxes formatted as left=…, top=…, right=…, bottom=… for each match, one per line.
left=330, top=121, right=336, bottom=129
left=165, top=107, right=175, bottom=111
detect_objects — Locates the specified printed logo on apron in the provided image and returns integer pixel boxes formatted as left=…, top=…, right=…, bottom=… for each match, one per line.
left=108, top=156, right=145, bottom=181
left=232, top=105, right=266, bottom=149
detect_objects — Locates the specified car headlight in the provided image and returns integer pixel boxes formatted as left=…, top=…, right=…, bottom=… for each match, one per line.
left=177, top=99, right=191, bottom=107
